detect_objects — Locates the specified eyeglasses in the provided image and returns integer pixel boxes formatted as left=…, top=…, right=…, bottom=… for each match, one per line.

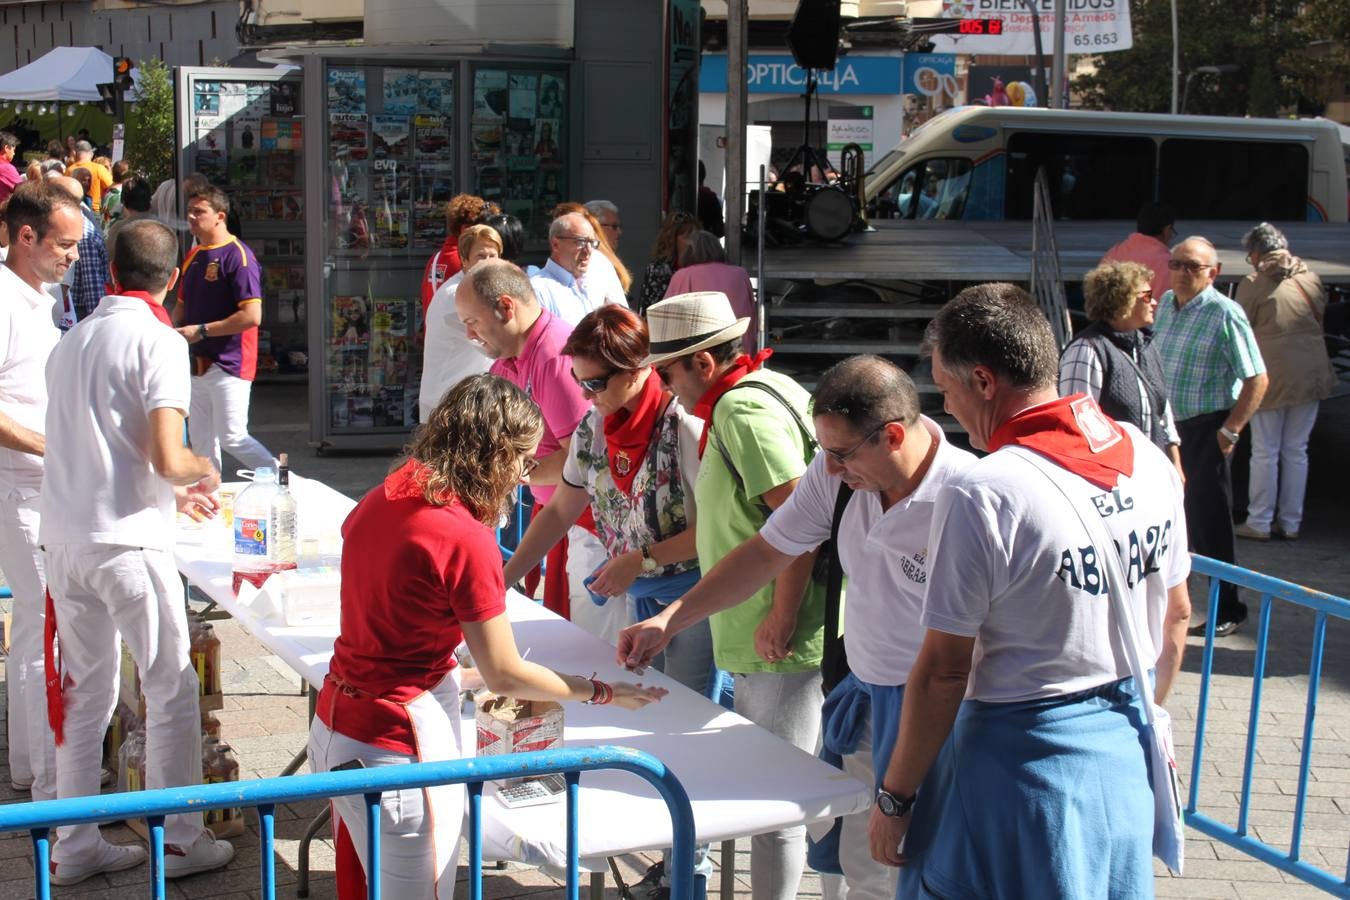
left=1167, top=259, right=1212, bottom=273
left=519, top=456, right=540, bottom=479
left=1136, top=287, right=1154, bottom=299
left=561, top=235, right=600, bottom=251
left=823, top=421, right=891, bottom=465
left=571, top=368, right=619, bottom=393
left=654, top=362, right=679, bottom=386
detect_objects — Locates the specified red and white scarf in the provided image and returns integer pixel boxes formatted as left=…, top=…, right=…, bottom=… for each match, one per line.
left=988, top=394, right=1134, bottom=490
left=693, top=348, right=773, bottom=457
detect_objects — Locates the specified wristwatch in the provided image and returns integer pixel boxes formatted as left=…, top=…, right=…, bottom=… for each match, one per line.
left=1218, top=426, right=1240, bottom=445
left=876, top=788, right=916, bottom=818
left=196, top=322, right=208, bottom=341
left=639, top=544, right=658, bottom=573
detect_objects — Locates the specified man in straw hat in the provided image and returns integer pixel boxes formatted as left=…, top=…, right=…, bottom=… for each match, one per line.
left=620, top=290, right=826, bottom=900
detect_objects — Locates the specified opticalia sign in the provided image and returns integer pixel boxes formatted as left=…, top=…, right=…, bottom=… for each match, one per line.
left=699, top=54, right=902, bottom=96
left=932, top=0, right=1133, bottom=55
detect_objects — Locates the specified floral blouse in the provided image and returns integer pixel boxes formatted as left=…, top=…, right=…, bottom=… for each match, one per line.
left=561, top=398, right=702, bottom=578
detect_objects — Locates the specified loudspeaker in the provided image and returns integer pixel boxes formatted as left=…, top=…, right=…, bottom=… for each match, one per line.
left=786, top=0, right=842, bottom=70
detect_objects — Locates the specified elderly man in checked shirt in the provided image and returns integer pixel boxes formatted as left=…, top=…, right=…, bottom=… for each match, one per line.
left=1153, top=236, right=1267, bottom=637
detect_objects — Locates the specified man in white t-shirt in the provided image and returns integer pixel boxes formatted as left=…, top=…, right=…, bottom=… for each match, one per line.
left=868, top=284, right=1193, bottom=899
left=618, top=355, right=975, bottom=900
left=41, top=219, right=235, bottom=885
left=0, top=181, right=82, bottom=803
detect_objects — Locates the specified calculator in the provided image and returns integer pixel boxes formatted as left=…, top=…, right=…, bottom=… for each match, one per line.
left=494, top=774, right=568, bottom=808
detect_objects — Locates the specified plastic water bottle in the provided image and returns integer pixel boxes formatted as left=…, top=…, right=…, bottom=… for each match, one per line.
left=231, top=461, right=298, bottom=595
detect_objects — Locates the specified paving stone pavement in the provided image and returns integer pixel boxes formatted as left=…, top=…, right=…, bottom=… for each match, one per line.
left=0, top=384, right=1344, bottom=898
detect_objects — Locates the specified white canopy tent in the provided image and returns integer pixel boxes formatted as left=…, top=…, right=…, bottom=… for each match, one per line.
left=0, top=47, right=136, bottom=102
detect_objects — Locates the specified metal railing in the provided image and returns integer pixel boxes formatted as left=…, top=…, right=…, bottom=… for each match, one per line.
left=1030, top=166, right=1071, bottom=350
left=0, top=746, right=696, bottom=900
left=1187, top=555, right=1350, bottom=897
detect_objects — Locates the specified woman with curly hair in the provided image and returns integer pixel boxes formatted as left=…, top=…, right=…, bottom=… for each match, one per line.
left=1059, top=260, right=1183, bottom=473
left=633, top=210, right=697, bottom=313
left=309, top=373, right=666, bottom=900
left=421, top=193, right=499, bottom=316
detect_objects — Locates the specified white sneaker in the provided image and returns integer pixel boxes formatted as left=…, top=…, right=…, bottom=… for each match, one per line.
left=50, top=840, right=147, bottom=886
left=164, top=831, right=234, bottom=879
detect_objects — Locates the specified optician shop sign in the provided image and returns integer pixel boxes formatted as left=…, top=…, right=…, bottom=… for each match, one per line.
left=932, top=0, right=1133, bottom=55
left=699, top=54, right=902, bottom=96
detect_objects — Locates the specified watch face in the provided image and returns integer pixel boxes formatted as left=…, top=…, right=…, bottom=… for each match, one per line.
left=877, top=791, right=898, bottom=816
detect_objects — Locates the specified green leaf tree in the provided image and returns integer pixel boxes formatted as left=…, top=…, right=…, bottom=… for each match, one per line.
left=1073, top=0, right=1310, bottom=116
left=124, top=57, right=175, bottom=187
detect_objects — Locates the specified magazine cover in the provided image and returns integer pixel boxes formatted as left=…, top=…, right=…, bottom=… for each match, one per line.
left=414, top=115, right=451, bottom=156
left=383, top=69, right=419, bottom=116
left=418, top=72, right=454, bottom=116
left=373, top=207, right=410, bottom=249
left=372, top=115, right=411, bottom=159
left=331, top=113, right=369, bottom=160
left=328, top=68, right=366, bottom=115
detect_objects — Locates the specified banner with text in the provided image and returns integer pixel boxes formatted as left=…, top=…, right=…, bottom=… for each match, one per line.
left=931, top=0, right=1133, bottom=55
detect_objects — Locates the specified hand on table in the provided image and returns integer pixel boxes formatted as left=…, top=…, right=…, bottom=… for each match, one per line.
left=616, top=615, right=673, bottom=675
left=587, top=551, right=642, bottom=598
left=610, top=682, right=669, bottom=710
left=175, top=479, right=221, bottom=521
left=754, top=608, right=797, bottom=663
left=867, top=805, right=910, bottom=868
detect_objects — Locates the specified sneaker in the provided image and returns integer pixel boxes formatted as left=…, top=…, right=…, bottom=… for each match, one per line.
left=164, top=832, right=234, bottom=879
left=9, top=779, right=31, bottom=793
left=633, top=860, right=665, bottom=896
left=50, top=841, right=147, bottom=886
left=1279, top=528, right=1300, bottom=541
left=1235, top=523, right=1271, bottom=541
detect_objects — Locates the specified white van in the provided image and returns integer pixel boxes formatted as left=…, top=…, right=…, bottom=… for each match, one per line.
left=863, top=107, right=1348, bottom=223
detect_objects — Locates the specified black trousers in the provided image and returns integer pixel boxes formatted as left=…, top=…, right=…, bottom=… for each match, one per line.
left=1177, top=410, right=1244, bottom=619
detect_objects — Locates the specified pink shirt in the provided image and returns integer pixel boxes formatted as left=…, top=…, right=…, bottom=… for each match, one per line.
left=1101, top=232, right=1171, bottom=301
left=664, top=262, right=757, bottom=353
left=489, top=308, right=589, bottom=505
left=0, top=159, right=20, bottom=204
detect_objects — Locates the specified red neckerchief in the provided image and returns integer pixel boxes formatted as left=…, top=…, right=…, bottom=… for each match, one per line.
left=694, top=348, right=773, bottom=457
left=116, top=289, right=174, bottom=328
left=603, top=369, right=668, bottom=495
left=989, top=394, right=1134, bottom=490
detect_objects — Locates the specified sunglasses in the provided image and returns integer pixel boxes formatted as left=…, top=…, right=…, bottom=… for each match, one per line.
left=571, top=368, right=619, bottom=393
left=823, top=421, right=890, bottom=465
left=520, top=456, right=540, bottom=478
left=1167, top=259, right=1211, bottom=273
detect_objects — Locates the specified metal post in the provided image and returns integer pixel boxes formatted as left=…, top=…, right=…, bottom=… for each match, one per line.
left=1050, top=0, right=1067, bottom=108
left=1021, top=0, right=1049, bottom=109
left=724, top=0, right=749, bottom=265
left=1170, top=0, right=1180, bottom=113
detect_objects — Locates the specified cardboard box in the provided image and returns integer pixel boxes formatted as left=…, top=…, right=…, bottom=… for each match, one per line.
left=475, top=695, right=564, bottom=783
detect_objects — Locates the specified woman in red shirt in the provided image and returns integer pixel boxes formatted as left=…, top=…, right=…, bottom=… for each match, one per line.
left=308, top=373, right=665, bottom=899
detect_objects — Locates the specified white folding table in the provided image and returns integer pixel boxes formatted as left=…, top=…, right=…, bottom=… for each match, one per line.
left=173, top=475, right=870, bottom=895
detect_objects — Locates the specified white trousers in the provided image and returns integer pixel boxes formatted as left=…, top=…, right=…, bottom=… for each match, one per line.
left=189, top=364, right=275, bottom=474
left=46, top=544, right=204, bottom=862
left=564, top=525, right=634, bottom=647
left=1247, top=400, right=1320, bottom=533
left=307, top=707, right=464, bottom=899
left=0, top=489, right=56, bottom=799
left=733, top=669, right=823, bottom=900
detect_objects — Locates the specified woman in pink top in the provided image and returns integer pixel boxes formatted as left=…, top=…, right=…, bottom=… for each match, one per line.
left=663, top=230, right=757, bottom=353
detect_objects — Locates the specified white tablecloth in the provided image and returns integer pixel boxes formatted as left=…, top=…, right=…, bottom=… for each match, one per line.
left=173, top=475, right=871, bottom=869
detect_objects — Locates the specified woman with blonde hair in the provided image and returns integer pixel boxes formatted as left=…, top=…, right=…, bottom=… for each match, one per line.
left=1234, top=222, right=1336, bottom=541
left=1059, top=260, right=1182, bottom=473
left=418, top=223, right=503, bottom=422
left=309, top=373, right=666, bottom=900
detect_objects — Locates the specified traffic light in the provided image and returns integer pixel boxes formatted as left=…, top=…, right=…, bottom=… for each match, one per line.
left=96, top=81, right=119, bottom=117
left=113, top=57, right=134, bottom=93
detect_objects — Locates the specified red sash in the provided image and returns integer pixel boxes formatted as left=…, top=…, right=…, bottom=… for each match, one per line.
left=117, top=289, right=175, bottom=328
left=693, top=348, right=773, bottom=457
left=603, top=369, right=667, bottom=495
left=988, top=394, right=1134, bottom=490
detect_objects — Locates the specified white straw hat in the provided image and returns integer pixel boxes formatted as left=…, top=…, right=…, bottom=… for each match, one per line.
left=641, top=291, right=750, bottom=367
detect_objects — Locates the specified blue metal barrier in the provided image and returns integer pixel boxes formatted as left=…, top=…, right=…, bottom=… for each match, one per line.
left=496, top=486, right=526, bottom=561
left=0, top=746, right=696, bottom=900
left=1187, top=555, right=1350, bottom=897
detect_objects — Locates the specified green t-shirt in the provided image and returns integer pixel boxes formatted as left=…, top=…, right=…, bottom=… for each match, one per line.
left=695, top=369, right=825, bottom=673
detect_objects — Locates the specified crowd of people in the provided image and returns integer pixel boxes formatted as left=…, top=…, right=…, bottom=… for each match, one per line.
left=0, top=135, right=1339, bottom=900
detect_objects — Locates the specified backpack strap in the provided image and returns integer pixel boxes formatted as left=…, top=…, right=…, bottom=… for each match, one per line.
left=820, top=481, right=854, bottom=694
left=707, top=379, right=817, bottom=516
